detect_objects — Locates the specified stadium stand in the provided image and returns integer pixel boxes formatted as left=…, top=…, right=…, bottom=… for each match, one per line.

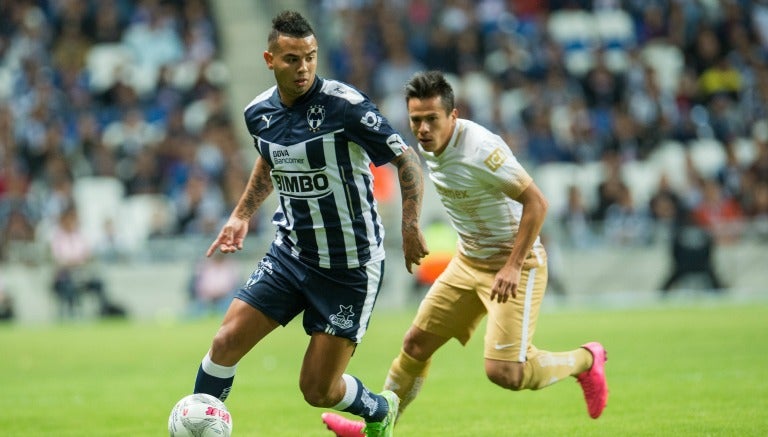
left=0, top=0, right=246, bottom=262
left=308, top=0, right=768, bottom=246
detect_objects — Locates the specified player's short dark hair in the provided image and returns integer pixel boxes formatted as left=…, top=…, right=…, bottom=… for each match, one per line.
left=405, top=71, right=455, bottom=114
left=268, top=10, right=315, bottom=46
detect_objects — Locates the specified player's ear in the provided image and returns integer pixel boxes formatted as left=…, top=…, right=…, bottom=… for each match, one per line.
left=263, top=51, right=274, bottom=69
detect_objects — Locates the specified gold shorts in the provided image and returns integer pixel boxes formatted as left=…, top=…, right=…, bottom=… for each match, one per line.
left=412, top=250, right=548, bottom=362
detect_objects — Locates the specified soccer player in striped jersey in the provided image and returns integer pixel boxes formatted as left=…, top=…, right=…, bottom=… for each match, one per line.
left=323, top=71, right=608, bottom=436
left=192, top=11, right=427, bottom=437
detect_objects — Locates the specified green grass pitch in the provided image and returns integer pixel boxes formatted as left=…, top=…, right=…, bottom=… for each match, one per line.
left=1, top=302, right=766, bottom=436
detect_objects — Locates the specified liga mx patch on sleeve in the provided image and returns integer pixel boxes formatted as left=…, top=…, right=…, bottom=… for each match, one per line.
left=484, top=147, right=507, bottom=172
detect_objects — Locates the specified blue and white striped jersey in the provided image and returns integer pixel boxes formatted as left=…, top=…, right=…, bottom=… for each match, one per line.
left=244, top=77, right=408, bottom=269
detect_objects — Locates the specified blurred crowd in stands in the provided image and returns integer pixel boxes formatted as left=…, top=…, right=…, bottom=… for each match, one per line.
left=309, top=0, right=768, bottom=248
left=0, top=0, right=251, bottom=262
left=2, top=0, right=768, bottom=267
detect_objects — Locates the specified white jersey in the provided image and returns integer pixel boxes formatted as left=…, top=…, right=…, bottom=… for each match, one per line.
left=420, top=118, right=544, bottom=269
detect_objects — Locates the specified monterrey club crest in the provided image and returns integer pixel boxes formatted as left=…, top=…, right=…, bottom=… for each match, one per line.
left=329, top=305, right=354, bottom=329
left=307, top=105, right=325, bottom=132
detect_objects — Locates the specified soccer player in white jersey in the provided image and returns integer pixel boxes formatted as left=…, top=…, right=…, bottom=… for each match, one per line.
left=192, top=11, right=428, bottom=437
left=323, top=71, right=608, bottom=436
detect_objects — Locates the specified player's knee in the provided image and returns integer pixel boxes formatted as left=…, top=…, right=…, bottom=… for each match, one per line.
left=402, top=330, right=433, bottom=362
left=299, top=382, right=335, bottom=408
left=486, top=370, right=524, bottom=390
left=486, top=364, right=525, bottom=391
left=210, top=327, right=234, bottom=352
left=402, top=339, right=422, bottom=361
left=209, top=326, right=244, bottom=364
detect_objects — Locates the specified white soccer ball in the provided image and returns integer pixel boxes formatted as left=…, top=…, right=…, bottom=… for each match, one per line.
left=168, top=393, right=233, bottom=437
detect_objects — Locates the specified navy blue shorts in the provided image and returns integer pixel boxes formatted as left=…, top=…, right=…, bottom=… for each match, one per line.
left=235, top=243, right=385, bottom=343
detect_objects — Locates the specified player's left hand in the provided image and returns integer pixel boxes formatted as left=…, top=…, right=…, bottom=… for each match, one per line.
left=491, top=264, right=521, bottom=303
left=402, top=224, right=429, bottom=274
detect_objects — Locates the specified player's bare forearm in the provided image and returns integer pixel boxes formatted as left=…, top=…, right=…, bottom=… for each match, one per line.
left=391, top=148, right=429, bottom=272
left=392, top=148, right=424, bottom=231
left=505, top=182, right=548, bottom=270
left=232, top=156, right=273, bottom=221
left=207, top=157, right=274, bottom=257
left=492, top=182, right=548, bottom=302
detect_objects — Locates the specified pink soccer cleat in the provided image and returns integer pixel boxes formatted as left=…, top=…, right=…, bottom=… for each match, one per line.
left=576, top=342, right=609, bottom=419
left=322, top=412, right=365, bottom=437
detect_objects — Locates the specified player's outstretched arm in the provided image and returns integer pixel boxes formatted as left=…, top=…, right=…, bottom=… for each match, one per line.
left=206, top=156, right=274, bottom=257
left=391, top=147, right=429, bottom=273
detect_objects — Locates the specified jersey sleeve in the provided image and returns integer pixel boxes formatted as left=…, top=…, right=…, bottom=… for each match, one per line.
left=344, top=97, right=408, bottom=167
left=473, top=136, right=532, bottom=198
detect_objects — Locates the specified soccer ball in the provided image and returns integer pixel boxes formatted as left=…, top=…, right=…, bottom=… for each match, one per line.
left=168, top=393, right=233, bottom=437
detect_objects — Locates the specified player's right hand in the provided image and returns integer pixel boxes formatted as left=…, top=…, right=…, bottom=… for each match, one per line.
left=206, top=216, right=250, bottom=257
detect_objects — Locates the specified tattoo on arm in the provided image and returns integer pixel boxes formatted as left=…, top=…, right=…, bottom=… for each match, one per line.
left=393, top=148, right=424, bottom=229
left=234, top=157, right=273, bottom=220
